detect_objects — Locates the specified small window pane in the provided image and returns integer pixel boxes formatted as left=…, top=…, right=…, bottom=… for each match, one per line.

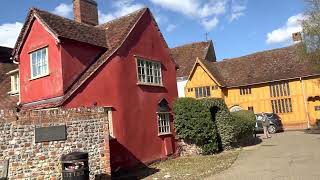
left=199, top=87, right=203, bottom=97
left=31, top=48, right=48, bottom=78
left=137, top=58, right=162, bottom=85
left=206, top=86, right=211, bottom=97
left=286, top=83, right=290, bottom=96
left=158, top=113, right=170, bottom=134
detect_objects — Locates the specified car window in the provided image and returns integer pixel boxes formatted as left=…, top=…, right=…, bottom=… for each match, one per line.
left=256, top=115, right=263, bottom=121
left=266, top=114, right=274, bottom=118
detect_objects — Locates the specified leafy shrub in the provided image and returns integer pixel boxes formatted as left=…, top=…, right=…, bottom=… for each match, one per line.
left=173, top=98, right=219, bottom=154
left=173, top=98, right=237, bottom=154
left=200, top=98, right=236, bottom=149
left=231, top=110, right=256, bottom=139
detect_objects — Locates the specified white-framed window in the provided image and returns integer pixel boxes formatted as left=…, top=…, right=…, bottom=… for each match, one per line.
left=30, top=47, right=49, bottom=79
left=157, top=112, right=171, bottom=135
left=7, top=69, right=19, bottom=95
left=137, top=58, right=162, bottom=85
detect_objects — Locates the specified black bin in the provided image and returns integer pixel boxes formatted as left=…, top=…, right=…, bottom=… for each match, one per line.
left=61, top=152, right=89, bottom=180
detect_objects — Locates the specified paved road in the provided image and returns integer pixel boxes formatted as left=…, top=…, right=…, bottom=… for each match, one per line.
left=210, top=131, right=320, bottom=180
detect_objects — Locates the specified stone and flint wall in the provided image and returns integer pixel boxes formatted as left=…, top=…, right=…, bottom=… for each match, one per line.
left=0, top=107, right=110, bottom=179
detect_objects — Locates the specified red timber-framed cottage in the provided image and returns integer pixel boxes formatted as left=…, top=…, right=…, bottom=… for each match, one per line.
left=11, top=0, right=178, bottom=170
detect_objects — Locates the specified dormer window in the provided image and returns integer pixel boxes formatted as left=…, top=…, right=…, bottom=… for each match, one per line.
left=30, top=47, right=49, bottom=79
left=136, top=57, right=162, bottom=86
left=7, top=69, right=19, bottom=96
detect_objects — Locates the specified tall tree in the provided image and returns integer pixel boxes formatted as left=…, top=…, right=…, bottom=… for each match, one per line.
left=301, top=0, right=320, bottom=63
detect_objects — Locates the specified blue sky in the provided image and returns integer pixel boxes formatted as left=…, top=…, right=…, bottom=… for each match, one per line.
left=0, top=0, right=306, bottom=60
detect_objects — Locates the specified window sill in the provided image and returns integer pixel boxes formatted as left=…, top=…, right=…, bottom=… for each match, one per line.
left=137, top=83, right=165, bottom=88
left=29, top=73, right=50, bottom=81
left=158, top=132, right=172, bottom=136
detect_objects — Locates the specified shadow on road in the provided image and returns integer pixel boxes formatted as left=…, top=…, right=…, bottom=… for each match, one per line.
left=304, top=128, right=320, bottom=134
left=232, top=136, right=263, bottom=148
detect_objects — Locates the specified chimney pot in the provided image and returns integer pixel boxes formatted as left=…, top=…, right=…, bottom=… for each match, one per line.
left=73, top=0, right=99, bottom=26
left=292, top=32, right=302, bottom=42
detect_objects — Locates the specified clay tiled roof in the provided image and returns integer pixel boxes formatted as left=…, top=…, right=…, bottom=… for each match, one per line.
left=204, top=44, right=320, bottom=87
left=20, top=7, right=148, bottom=109
left=56, top=8, right=148, bottom=106
left=0, top=47, right=18, bottom=109
left=171, top=41, right=216, bottom=78
left=13, top=8, right=108, bottom=57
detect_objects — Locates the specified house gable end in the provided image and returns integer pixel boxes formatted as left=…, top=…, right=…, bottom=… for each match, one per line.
left=187, top=58, right=221, bottom=86
left=13, top=10, right=59, bottom=60
left=19, top=17, right=64, bottom=105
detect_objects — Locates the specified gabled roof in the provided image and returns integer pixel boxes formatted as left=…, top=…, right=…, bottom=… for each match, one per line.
left=0, top=47, right=18, bottom=109
left=201, top=44, right=320, bottom=88
left=20, top=7, right=149, bottom=109
left=12, top=8, right=108, bottom=58
left=57, top=8, right=148, bottom=106
left=171, top=40, right=216, bottom=78
left=188, top=58, right=225, bottom=86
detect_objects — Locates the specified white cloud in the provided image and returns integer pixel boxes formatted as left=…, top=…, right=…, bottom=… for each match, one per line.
left=149, top=0, right=246, bottom=31
left=0, top=22, right=23, bottom=48
left=52, top=3, right=73, bottom=18
left=99, top=0, right=145, bottom=24
left=266, top=13, right=307, bottom=45
left=166, top=24, right=177, bottom=32
left=201, top=17, right=219, bottom=31
left=229, top=0, right=247, bottom=22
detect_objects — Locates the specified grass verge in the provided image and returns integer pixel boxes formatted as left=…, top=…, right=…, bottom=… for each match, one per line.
left=115, top=150, right=240, bottom=180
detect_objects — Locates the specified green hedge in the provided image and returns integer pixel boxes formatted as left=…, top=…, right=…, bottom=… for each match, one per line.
left=173, top=98, right=237, bottom=154
left=231, top=110, right=256, bottom=139
left=200, top=98, right=236, bottom=149
left=173, top=98, right=257, bottom=154
left=173, top=98, right=219, bottom=154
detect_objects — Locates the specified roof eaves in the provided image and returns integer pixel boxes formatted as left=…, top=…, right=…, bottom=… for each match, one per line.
left=226, top=73, right=320, bottom=88
left=56, top=8, right=148, bottom=107
left=12, top=8, right=59, bottom=60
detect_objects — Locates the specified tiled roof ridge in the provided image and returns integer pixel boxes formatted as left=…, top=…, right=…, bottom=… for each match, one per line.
left=97, top=7, right=148, bottom=28
left=13, top=7, right=108, bottom=58
left=220, top=44, right=298, bottom=62
left=171, top=40, right=211, bottom=49
left=32, top=7, right=96, bottom=28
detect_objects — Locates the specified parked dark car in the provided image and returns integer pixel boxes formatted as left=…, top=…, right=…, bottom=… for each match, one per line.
left=255, top=113, right=283, bottom=134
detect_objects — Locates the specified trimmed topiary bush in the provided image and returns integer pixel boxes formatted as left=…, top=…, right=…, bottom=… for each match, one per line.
left=173, top=98, right=219, bottom=154
left=200, top=98, right=236, bottom=149
left=231, top=110, right=256, bottom=139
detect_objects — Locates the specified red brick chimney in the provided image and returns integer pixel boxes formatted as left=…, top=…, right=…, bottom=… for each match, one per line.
left=73, top=0, right=99, bottom=26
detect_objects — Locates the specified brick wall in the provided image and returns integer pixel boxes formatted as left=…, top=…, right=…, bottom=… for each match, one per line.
left=0, top=107, right=110, bottom=179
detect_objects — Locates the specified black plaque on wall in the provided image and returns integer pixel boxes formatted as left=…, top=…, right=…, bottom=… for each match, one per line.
left=35, top=125, right=67, bottom=143
left=0, top=160, right=9, bottom=180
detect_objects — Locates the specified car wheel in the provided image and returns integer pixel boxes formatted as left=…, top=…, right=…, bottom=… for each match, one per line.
left=268, top=125, right=277, bottom=134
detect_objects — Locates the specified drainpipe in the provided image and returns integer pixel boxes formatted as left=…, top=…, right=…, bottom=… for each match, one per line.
left=300, top=77, right=310, bottom=129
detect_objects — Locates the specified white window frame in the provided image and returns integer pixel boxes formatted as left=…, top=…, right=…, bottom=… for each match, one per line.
left=157, top=112, right=171, bottom=135
left=30, top=47, right=49, bottom=79
left=7, top=69, right=19, bottom=96
left=136, top=57, right=163, bottom=86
